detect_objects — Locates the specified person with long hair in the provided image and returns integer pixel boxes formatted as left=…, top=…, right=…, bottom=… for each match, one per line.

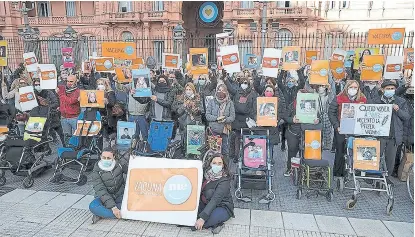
left=96, top=78, right=118, bottom=137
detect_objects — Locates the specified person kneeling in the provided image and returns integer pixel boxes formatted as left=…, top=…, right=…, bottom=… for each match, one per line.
left=89, top=147, right=128, bottom=223
left=193, top=153, right=234, bottom=234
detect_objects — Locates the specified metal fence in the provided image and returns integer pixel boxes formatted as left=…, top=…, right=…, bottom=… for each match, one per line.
left=3, top=32, right=414, bottom=72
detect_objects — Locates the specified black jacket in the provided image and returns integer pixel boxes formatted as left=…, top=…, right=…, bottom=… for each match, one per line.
left=35, top=89, right=60, bottom=128
left=199, top=177, right=234, bottom=221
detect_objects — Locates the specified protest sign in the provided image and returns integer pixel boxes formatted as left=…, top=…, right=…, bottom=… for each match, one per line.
left=295, top=93, right=319, bottom=124
left=23, top=52, right=38, bottom=72
left=216, top=32, right=229, bottom=49
left=38, top=64, right=57, bottom=89
left=243, top=135, right=267, bottom=168
left=368, top=28, right=405, bottom=45
left=331, top=49, right=347, bottom=61
left=115, top=67, right=132, bottom=83
left=62, top=47, right=74, bottom=68
left=354, top=48, right=380, bottom=67
left=80, top=90, right=105, bottom=108
left=190, top=48, right=208, bottom=75
left=256, top=97, right=278, bottom=127
left=344, top=50, right=355, bottom=68
left=82, top=61, right=92, bottom=74
left=94, top=57, right=115, bottom=72
left=384, top=56, right=404, bottom=79
left=310, top=60, right=329, bottom=84
left=305, top=51, right=318, bottom=65
left=121, top=156, right=203, bottom=226
left=0, top=40, right=7, bottom=66
left=404, top=48, right=414, bottom=69
left=186, top=125, right=205, bottom=155
left=29, top=71, right=39, bottom=80
left=19, top=86, right=38, bottom=111
left=131, top=58, right=145, bottom=69
left=262, top=48, right=281, bottom=78
left=244, top=54, right=258, bottom=69
left=220, top=45, right=241, bottom=73
left=304, top=130, right=321, bottom=160
left=102, top=42, right=136, bottom=59
left=132, top=68, right=152, bottom=97
left=117, top=121, right=135, bottom=146
left=353, top=139, right=380, bottom=171
left=361, top=55, right=385, bottom=81
left=74, top=120, right=102, bottom=136
left=23, top=117, right=47, bottom=142
left=282, top=46, right=301, bottom=70
left=162, top=53, right=180, bottom=69
left=329, top=60, right=346, bottom=80
left=339, top=103, right=392, bottom=136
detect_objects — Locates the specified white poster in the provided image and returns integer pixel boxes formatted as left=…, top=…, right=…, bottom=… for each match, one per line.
left=262, top=48, right=282, bottom=78
left=220, top=45, right=241, bottom=74
left=23, top=52, right=38, bottom=72
left=38, top=64, right=57, bottom=89
left=384, top=56, right=404, bottom=80
left=121, top=156, right=203, bottom=226
left=331, top=49, right=347, bottom=61
left=340, top=103, right=393, bottom=136
left=19, top=86, right=38, bottom=112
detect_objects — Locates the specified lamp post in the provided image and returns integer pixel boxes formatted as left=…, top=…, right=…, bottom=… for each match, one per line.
left=173, top=23, right=186, bottom=66
left=260, top=1, right=267, bottom=60
left=13, top=2, right=40, bottom=53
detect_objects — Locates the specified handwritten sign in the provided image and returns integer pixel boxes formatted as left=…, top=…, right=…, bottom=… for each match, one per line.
left=368, top=28, right=405, bottom=45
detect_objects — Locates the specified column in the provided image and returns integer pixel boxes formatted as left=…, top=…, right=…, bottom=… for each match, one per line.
left=143, top=22, right=150, bottom=58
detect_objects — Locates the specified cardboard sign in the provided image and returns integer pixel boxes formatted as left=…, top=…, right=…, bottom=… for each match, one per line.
left=282, top=46, right=301, bottom=70
left=102, top=42, right=136, bottom=59
left=368, top=28, right=405, bottom=45
left=82, top=61, right=92, bottom=74
left=295, top=93, right=319, bottom=124
left=256, top=97, right=278, bottom=127
left=361, top=55, right=385, bottom=81
left=0, top=40, right=7, bottom=66
left=339, top=103, right=392, bottom=136
left=220, top=45, right=240, bottom=73
left=190, top=48, right=208, bottom=75
left=404, top=48, right=414, bottom=69
left=62, top=47, right=74, bottom=68
left=23, top=117, right=47, bottom=142
left=310, top=60, right=329, bottom=84
left=344, top=50, right=355, bottom=68
left=329, top=60, right=346, bottom=80
left=353, top=139, right=380, bottom=171
left=384, top=56, right=404, bottom=80
left=243, top=135, right=267, bottom=168
left=132, top=68, right=152, bottom=97
left=305, top=51, right=318, bottom=65
left=38, top=64, right=57, bottom=89
left=94, top=57, right=115, bottom=72
left=117, top=121, right=136, bottom=146
left=186, top=125, right=205, bottom=155
left=216, top=33, right=229, bottom=49
left=244, top=54, right=258, bottom=69
left=80, top=90, right=105, bottom=108
left=262, top=48, right=282, bottom=78
left=304, top=130, right=321, bottom=160
left=74, top=120, right=102, bottom=136
left=121, top=157, right=203, bottom=226
left=19, top=86, right=38, bottom=112
left=331, top=49, right=347, bottom=61
left=23, top=52, right=38, bottom=72
left=354, top=48, right=380, bottom=67
left=162, top=53, right=180, bottom=69
left=0, top=127, right=8, bottom=134
left=115, top=67, right=132, bottom=83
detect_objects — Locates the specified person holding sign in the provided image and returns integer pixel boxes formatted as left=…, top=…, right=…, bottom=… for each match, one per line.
left=89, top=147, right=129, bottom=223
left=57, top=75, right=81, bottom=138
left=96, top=78, right=118, bottom=137
left=150, top=75, right=174, bottom=120
left=329, top=80, right=367, bottom=178
left=369, top=80, right=410, bottom=176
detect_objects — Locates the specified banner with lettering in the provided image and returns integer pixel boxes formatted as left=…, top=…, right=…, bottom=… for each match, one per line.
left=190, top=48, right=208, bottom=75
left=404, top=48, right=414, bottom=70
left=360, top=55, right=385, bottom=81
left=262, top=48, right=282, bottom=78
left=38, top=64, right=57, bottom=89
left=310, top=60, right=329, bottom=84
left=384, top=56, right=404, bottom=80
left=282, top=46, right=301, bottom=70
left=220, top=45, right=241, bottom=73
left=305, top=51, right=318, bottom=65
left=368, top=28, right=405, bottom=45
left=121, top=156, right=203, bottom=226
left=0, top=40, right=7, bottom=66
left=162, top=53, right=180, bottom=69
left=102, top=42, right=136, bottom=60
left=329, top=60, right=346, bottom=80
left=339, top=103, right=392, bottom=136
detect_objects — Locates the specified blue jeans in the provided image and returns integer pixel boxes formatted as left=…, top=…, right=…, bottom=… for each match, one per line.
left=198, top=202, right=231, bottom=228
left=89, top=198, right=122, bottom=219
left=128, top=115, right=149, bottom=140
left=61, top=118, right=78, bottom=137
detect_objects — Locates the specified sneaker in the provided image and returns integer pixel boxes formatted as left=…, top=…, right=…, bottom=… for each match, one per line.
left=91, top=215, right=101, bottom=224
left=211, top=223, right=225, bottom=234
left=283, top=169, right=291, bottom=177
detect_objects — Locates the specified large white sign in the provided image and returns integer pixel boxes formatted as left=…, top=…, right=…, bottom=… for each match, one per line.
left=262, top=48, right=282, bottom=78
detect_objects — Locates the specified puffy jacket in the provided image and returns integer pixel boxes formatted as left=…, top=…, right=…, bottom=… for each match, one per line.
left=205, top=98, right=235, bottom=134
left=57, top=85, right=80, bottom=118
left=91, top=157, right=128, bottom=209
left=328, top=94, right=367, bottom=130
left=35, top=89, right=60, bottom=128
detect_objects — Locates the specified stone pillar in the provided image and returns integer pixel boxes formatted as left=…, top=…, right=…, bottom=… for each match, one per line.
left=143, top=22, right=150, bottom=58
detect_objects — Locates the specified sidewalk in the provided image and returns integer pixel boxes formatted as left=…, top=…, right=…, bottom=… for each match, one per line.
left=0, top=189, right=412, bottom=237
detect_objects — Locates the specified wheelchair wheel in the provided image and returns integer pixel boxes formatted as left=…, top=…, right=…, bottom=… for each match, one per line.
left=0, top=176, right=6, bottom=186
left=346, top=195, right=357, bottom=210
left=296, top=189, right=302, bottom=200
left=23, top=175, right=34, bottom=188
left=386, top=198, right=394, bottom=215
left=292, top=168, right=299, bottom=186
left=76, top=174, right=87, bottom=186
left=326, top=190, right=334, bottom=202
left=336, top=178, right=344, bottom=193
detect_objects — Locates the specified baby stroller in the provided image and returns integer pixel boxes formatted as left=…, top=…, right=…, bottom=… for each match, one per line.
left=295, top=125, right=333, bottom=201
left=50, top=109, right=102, bottom=186
left=132, top=119, right=181, bottom=158
left=234, top=128, right=275, bottom=204
left=0, top=106, right=53, bottom=188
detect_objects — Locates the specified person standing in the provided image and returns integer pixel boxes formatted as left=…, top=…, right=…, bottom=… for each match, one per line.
left=57, top=75, right=80, bottom=140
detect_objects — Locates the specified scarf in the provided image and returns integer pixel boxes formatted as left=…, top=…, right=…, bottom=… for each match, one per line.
left=65, top=85, right=78, bottom=94
left=204, top=168, right=224, bottom=183
left=155, top=82, right=170, bottom=93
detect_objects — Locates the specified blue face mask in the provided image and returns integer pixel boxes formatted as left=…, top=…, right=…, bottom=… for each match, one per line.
left=211, top=164, right=223, bottom=174
left=384, top=89, right=395, bottom=98
left=287, top=82, right=295, bottom=88
left=101, top=160, right=113, bottom=168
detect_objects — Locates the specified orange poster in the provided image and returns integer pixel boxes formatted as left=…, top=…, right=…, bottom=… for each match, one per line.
left=19, top=92, right=35, bottom=103
left=162, top=53, right=180, bottom=69
left=305, top=51, right=318, bottom=65
left=256, top=97, right=278, bottom=127
left=222, top=53, right=240, bottom=66
left=309, top=60, right=329, bottom=85
left=353, top=139, right=380, bottom=171
left=404, top=48, right=414, bottom=69
left=115, top=67, right=132, bottom=83
left=282, top=46, right=301, bottom=70
left=127, top=168, right=198, bottom=211
left=101, top=42, right=136, bottom=59
left=368, top=28, right=405, bottom=45
left=74, top=120, right=102, bottom=136
left=263, top=57, right=279, bottom=68
left=304, top=130, right=321, bottom=160
left=94, top=57, right=115, bottom=72
left=361, top=55, right=385, bottom=81
left=80, top=90, right=105, bottom=108
left=0, top=40, right=7, bottom=66
left=329, top=60, right=346, bottom=80
left=190, top=48, right=208, bottom=75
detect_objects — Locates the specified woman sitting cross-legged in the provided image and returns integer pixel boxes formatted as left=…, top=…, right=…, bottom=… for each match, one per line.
left=89, top=147, right=128, bottom=224
left=193, top=153, right=234, bottom=234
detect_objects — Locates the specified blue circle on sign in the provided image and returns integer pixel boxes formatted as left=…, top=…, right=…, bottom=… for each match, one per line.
left=311, top=56, right=317, bottom=60
left=163, top=175, right=192, bottom=205
left=335, top=67, right=344, bottom=74
left=230, top=55, right=237, bottom=62
left=27, top=93, right=33, bottom=100
left=394, top=65, right=401, bottom=71
left=125, top=46, right=134, bottom=55
left=373, top=64, right=382, bottom=72
left=271, top=59, right=278, bottom=67
left=199, top=2, right=218, bottom=23
left=311, top=140, right=321, bottom=150
left=319, top=68, right=328, bottom=76
left=104, top=60, right=113, bottom=69
left=172, top=59, right=177, bottom=65
left=392, top=32, right=402, bottom=41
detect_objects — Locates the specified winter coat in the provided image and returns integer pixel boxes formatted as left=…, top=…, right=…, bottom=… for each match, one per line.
left=277, top=69, right=306, bottom=107
left=328, top=94, right=367, bottom=130
left=35, top=89, right=60, bottom=128
left=57, top=85, right=80, bottom=119
left=150, top=89, right=174, bottom=120
left=198, top=177, right=234, bottom=222
left=176, top=94, right=204, bottom=130
left=205, top=98, right=235, bottom=135
left=91, top=157, right=129, bottom=209
left=99, top=91, right=118, bottom=128
left=361, top=85, right=382, bottom=102
left=402, top=95, right=414, bottom=145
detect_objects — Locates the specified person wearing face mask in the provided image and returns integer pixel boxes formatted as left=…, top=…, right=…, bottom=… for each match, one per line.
left=329, top=80, right=367, bottom=178
left=192, top=154, right=234, bottom=234
left=89, top=147, right=129, bottom=224
left=96, top=78, right=117, bottom=138
left=150, top=75, right=174, bottom=121
left=56, top=75, right=80, bottom=139
left=370, top=80, right=410, bottom=176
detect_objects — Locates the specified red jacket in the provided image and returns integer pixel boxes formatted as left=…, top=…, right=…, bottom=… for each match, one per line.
left=336, top=93, right=367, bottom=120
left=58, top=85, right=80, bottom=118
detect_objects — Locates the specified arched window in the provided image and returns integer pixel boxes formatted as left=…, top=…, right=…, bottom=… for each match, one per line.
left=275, top=28, right=293, bottom=48
left=121, top=31, right=133, bottom=42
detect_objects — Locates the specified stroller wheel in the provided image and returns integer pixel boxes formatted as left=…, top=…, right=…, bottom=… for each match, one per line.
left=296, top=189, right=302, bottom=200
left=292, top=168, right=299, bottom=186
left=326, top=190, right=334, bottom=202
left=336, top=177, right=344, bottom=193
left=23, top=175, right=34, bottom=188
left=76, top=174, right=87, bottom=186
left=0, top=176, right=6, bottom=186
left=346, top=198, right=356, bottom=210
left=386, top=198, right=394, bottom=215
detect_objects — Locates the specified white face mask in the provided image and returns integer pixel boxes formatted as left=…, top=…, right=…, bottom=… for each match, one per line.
left=97, top=85, right=105, bottom=90
left=348, top=88, right=358, bottom=97
left=185, top=91, right=194, bottom=98
left=34, top=85, right=42, bottom=92
left=241, top=83, right=248, bottom=90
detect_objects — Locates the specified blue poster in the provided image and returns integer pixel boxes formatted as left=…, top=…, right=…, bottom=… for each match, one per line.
left=117, top=121, right=136, bottom=146
left=344, top=50, right=355, bottom=68
left=132, top=68, right=152, bottom=97
left=199, top=2, right=219, bottom=23
left=244, top=54, right=258, bottom=69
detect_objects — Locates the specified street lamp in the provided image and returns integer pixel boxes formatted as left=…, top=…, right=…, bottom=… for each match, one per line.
left=173, top=23, right=186, bottom=66
left=223, top=22, right=235, bottom=36
left=63, top=26, right=78, bottom=41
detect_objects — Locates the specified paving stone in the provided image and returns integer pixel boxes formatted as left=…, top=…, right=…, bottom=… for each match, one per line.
left=0, top=203, right=39, bottom=219
left=47, top=208, right=91, bottom=229
left=214, top=224, right=249, bottom=237
left=79, top=216, right=118, bottom=232
left=382, top=221, right=414, bottom=237
left=142, top=222, right=181, bottom=237
left=251, top=209, right=284, bottom=229
left=319, top=234, right=358, bottom=237
left=348, top=218, right=393, bottom=237
left=0, top=189, right=36, bottom=203
left=106, top=233, right=140, bottom=237
left=226, top=208, right=250, bottom=226
left=19, top=191, right=60, bottom=206
left=68, top=229, right=109, bottom=237
left=110, top=219, right=149, bottom=235
left=314, top=215, right=356, bottom=235
left=177, top=227, right=213, bottom=237
left=32, top=225, right=77, bottom=237
left=282, top=212, right=319, bottom=232
left=0, top=221, right=44, bottom=237
left=249, top=226, right=285, bottom=237
left=71, top=195, right=95, bottom=210
left=21, top=205, right=67, bottom=224
left=45, top=192, right=84, bottom=208
left=285, top=229, right=322, bottom=237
